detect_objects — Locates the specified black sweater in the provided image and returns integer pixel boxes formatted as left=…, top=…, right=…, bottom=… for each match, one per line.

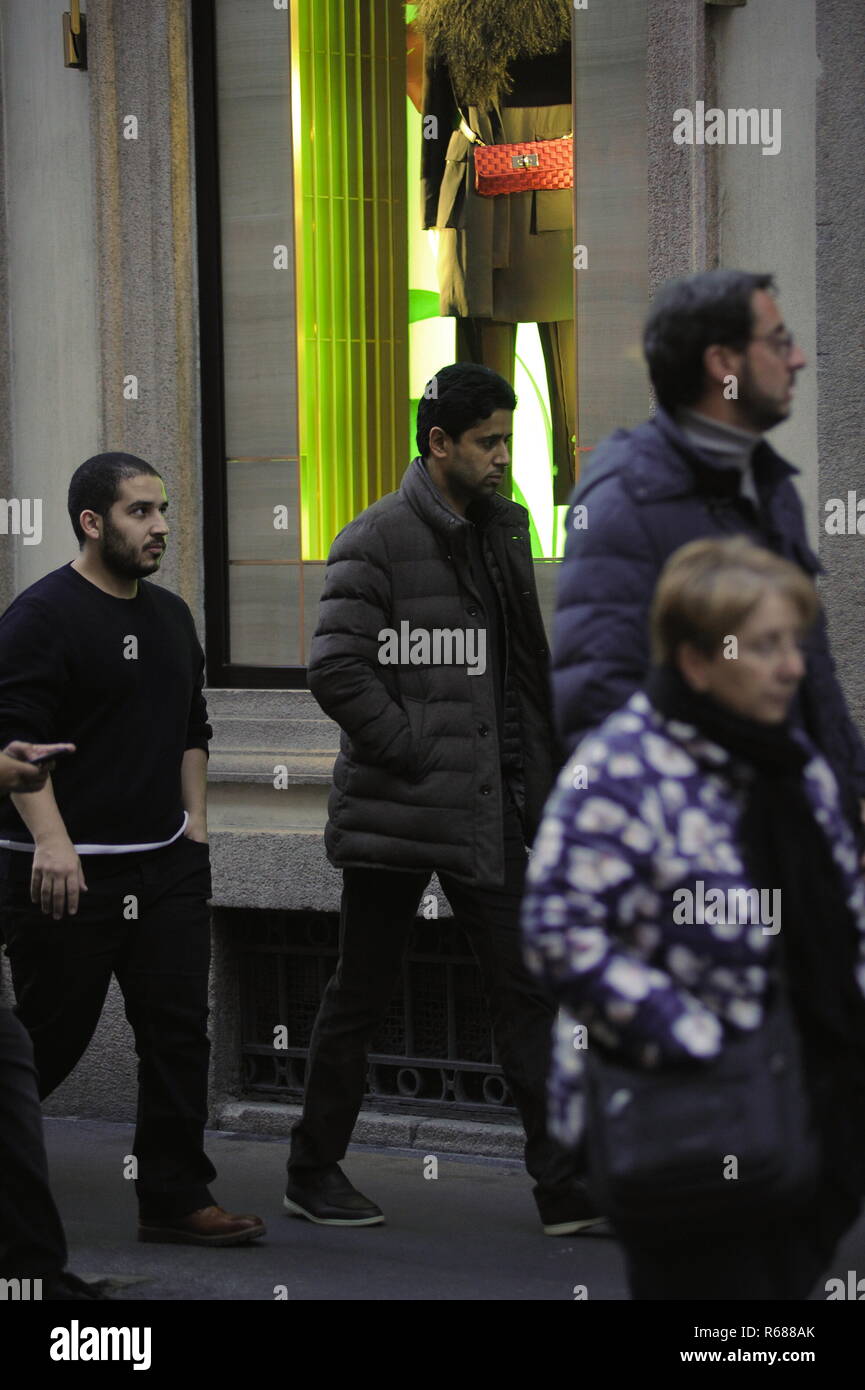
left=0, top=564, right=212, bottom=848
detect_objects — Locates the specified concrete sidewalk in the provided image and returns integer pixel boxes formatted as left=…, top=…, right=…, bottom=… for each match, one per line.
left=43, top=1115, right=865, bottom=1302
left=45, top=1116, right=628, bottom=1302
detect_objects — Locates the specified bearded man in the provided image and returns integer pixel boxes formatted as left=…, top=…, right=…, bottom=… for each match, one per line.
left=0, top=452, right=264, bottom=1248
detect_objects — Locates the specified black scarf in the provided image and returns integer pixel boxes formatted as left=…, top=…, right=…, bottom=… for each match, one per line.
left=646, top=664, right=865, bottom=1190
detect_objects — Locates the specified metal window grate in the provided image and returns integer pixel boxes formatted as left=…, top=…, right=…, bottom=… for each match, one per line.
left=234, top=910, right=517, bottom=1121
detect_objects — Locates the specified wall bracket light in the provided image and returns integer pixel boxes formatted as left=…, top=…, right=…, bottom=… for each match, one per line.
left=63, top=1, right=87, bottom=70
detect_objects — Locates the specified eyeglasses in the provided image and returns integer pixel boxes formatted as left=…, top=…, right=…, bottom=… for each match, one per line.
left=750, top=330, right=797, bottom=360
left=739, top=634, right=809, bottom=660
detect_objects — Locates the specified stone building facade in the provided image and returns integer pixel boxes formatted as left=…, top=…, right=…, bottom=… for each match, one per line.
left=1, top=0, right=863, bottom=1156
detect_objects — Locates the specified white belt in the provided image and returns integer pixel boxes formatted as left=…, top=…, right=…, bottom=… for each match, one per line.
left=0, top=812, right=189, bottom=855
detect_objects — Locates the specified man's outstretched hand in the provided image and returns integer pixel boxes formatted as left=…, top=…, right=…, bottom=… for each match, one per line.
left=0, top=741, right=75, bottom=795
left=1, top=742, right=84, bottom=918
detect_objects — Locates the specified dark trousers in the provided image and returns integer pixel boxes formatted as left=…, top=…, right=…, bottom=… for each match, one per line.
left=0, top=1006, right=67, bottom=1278
left=0, top=836, right=216, bottom=1219
left=623, top=1180, right=861, bottom=1300
left=290, top=795, right=578, bottom=1196
left=455, top=316, right=577, bottom=505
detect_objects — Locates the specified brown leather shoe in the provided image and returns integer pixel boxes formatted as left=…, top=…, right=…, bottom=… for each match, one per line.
left=138, top=1204, right=266, bottom=1247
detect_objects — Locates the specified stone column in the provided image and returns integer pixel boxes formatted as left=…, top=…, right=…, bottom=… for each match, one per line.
left=647, top=0, right=715, bottom=292
left=87, top=0, right=202, bottom=621
left=814, top=0, right=865, bottom=734
left=0, top=0, right=101, bottom=601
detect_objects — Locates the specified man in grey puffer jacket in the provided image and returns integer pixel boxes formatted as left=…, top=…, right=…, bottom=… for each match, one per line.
left=283, top=363, right=601, bottom=1235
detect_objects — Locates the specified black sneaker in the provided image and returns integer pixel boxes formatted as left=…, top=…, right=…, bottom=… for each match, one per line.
left=535, top=1181, right=611, bottom=1237
left=283, top=1164, right=384, bottom=1226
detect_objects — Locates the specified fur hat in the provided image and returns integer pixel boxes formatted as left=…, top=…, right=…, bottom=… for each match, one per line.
left=415, top=0, right=572, bottom=109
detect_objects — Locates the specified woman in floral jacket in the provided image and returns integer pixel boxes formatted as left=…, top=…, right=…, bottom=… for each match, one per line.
left=522, top=536, right=865, bottom=1299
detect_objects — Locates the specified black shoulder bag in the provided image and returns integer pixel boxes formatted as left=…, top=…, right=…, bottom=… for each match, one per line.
left=583, top=977, right=822, bottom=1239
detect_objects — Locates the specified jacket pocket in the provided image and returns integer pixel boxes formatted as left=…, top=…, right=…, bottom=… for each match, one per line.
left=401, top=695, right=431, bottom=781
left=534, top=187, right=573, bottom=233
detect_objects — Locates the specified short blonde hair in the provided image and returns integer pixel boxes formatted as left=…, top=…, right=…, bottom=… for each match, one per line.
left=649, top=536, right=819, bottom=665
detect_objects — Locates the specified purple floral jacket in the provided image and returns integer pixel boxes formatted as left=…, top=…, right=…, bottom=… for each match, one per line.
left=521, top=690, right=865, bottom=1146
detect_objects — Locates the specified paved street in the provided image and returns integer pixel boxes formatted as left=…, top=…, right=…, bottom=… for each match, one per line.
left=43, top=1115, right=865, bottom=1305
left=46, top=1116, right=625, bottom=1302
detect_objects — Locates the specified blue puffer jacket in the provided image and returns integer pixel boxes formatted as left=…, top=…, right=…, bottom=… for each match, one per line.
left=551, top=408, right=865, bottom=825
left=521, top=690, right=865, bottom=1146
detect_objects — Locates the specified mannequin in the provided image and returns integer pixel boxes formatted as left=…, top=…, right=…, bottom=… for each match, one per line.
left=413, top=0, right=576, bottom=504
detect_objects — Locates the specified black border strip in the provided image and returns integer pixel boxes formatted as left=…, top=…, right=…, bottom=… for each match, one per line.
left=190, top=0, right=307, bottom=689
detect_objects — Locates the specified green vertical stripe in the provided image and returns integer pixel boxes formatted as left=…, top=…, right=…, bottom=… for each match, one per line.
left=294, top=0, right=407, bottom=559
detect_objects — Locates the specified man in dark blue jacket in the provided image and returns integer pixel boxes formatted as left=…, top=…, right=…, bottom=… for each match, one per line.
left=552, top=269, right=865, bottom=834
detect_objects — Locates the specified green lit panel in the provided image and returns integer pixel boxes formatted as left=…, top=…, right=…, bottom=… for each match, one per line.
left=292, top=0, right=408, bottom=561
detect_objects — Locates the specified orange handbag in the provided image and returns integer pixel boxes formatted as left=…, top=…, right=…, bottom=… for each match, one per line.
left=459, top=117, right=573, bottom=197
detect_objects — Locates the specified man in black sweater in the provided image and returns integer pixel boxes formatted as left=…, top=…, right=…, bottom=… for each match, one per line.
left=0, top=453, right=264, bottom=1246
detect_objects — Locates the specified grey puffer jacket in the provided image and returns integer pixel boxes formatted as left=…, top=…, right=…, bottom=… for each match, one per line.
left=308, top=458, right=557, bottom=886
